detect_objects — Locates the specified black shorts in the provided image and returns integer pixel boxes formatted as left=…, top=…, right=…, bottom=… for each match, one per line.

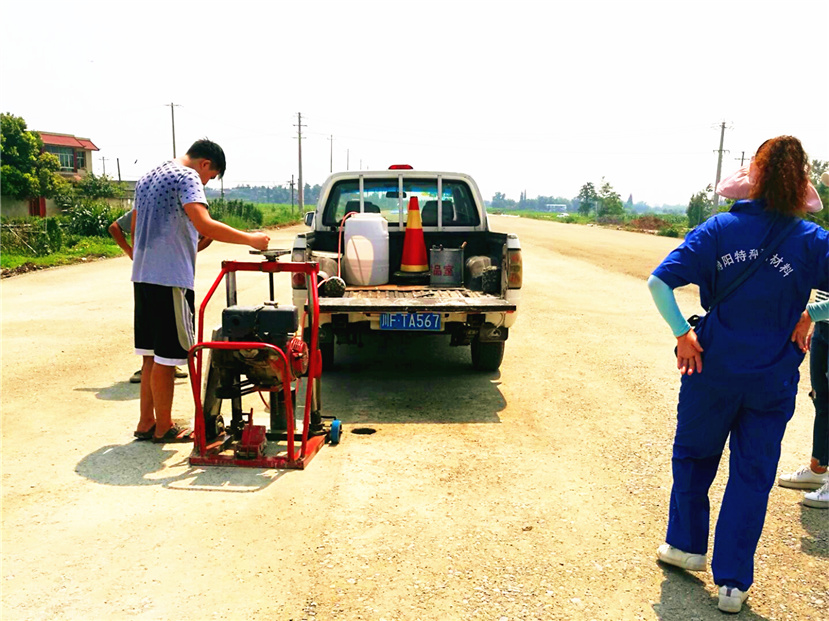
left=134, top=283, right=195, bottom=365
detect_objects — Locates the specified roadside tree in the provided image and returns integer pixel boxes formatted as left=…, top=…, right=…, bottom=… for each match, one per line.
left=0, top=112, right=68, bottom=200
left=577, top=182, right=597, bottom=215
left=598, top=178, right=624, bottom=217
left=687, top=190, right=712, bottom=227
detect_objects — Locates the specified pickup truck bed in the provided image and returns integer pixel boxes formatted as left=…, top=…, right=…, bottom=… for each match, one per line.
left=317, top=286, right=517, bottom=313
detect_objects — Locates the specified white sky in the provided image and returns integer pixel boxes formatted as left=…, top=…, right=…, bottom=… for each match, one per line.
left=2, top=0, right=827, bottom=207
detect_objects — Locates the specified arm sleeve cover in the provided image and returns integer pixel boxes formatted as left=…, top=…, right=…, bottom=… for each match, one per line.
left=648, top=274, right=692, bottom=337
left=807, top=298, right=829, bottom=322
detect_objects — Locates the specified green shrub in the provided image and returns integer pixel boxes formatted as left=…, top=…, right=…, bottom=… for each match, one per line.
left=210, top=199, right=263, bottom=229
left=0, top=216, right=66, bottom=256
left=658, top=226, right=680, bottom=238
left=64, top=200, right=121, bottom=237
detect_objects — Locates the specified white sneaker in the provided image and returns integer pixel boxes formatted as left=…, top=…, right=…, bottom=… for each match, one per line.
left=656, top=543, right=707, bottom=571
left=718, top=585, right=749, bottom=613
left=803, top=481, right=829, bottom=509
left=777, top=465, right=828, bottom=490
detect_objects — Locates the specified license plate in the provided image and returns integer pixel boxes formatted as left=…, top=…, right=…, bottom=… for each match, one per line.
left=380, top=312, right=442, bottom=331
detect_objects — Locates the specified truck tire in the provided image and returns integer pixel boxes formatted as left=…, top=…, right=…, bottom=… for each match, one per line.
left=320, top=341, right=334, bottom=371
left=471, top=338, right=505, bottom=371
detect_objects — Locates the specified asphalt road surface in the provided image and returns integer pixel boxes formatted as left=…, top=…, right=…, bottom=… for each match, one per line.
left=2, top=216, right=826, bottom=620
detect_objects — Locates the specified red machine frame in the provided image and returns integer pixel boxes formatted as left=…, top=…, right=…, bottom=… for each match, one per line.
left=187, top=257, right=326, bottom=469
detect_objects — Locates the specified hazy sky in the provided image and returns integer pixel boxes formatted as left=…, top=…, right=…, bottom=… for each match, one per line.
left=2, top=0, right=827, bottom=206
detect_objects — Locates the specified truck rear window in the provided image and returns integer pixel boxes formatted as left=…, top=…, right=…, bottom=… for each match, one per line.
left=322, top=178, right=480, bottom=227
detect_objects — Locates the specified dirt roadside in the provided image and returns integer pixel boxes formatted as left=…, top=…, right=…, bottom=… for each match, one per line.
left=1, top=217, right=826, bottom=620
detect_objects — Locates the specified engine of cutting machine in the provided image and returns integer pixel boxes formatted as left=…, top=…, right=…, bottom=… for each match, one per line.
left=214, top=304, right=309, bottom=384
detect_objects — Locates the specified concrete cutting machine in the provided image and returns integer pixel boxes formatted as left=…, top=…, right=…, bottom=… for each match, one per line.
left=187, top=249, right=341, bottom=469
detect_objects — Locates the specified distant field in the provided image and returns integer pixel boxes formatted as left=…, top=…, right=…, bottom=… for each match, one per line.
left=255, top=203, right=303, bottom=228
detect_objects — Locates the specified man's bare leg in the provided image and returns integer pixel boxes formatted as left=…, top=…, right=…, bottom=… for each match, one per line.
left=151, top=363, right=177, bottom=437
left=137, top=355, right=156, bottom=433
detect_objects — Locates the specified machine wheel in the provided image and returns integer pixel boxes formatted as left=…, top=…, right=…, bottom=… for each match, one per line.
left=320, top=341, right=334, bottom=371
left=329, top=419, right=342, bottom=444
left=470, top=338, right=505, bottom=371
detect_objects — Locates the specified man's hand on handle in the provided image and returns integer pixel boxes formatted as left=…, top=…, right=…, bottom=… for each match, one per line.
left=248, top=232, right=270, bottom=250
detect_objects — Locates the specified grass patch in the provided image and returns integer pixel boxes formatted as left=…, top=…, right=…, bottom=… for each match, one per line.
left=1, top=236, right=122, bottom=271
left=254, top=203, right=302, bottom=228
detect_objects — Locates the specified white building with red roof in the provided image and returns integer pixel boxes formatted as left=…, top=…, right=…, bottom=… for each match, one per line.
left=37, top=131, right=99, bottom=178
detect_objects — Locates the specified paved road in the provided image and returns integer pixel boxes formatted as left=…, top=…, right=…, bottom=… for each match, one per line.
left=2, top=218, right=825, bottom=620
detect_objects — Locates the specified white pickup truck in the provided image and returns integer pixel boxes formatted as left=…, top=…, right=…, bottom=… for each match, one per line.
left=291, top=166, right=521, bottom=371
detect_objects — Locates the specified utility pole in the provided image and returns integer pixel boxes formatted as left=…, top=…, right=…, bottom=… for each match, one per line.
left=328, top=134, right=334, bottom=173
left=347, top=148, right=350, bottom=170
left=294, top=112, right=306, bottom=213
left=287, top=175, right=295, bottom=215
left=735, top=151, right=749, bottom=166
left=116, top=158, right=121, bottom=182
left=166, top=102, right=181, bottom=157
left=100, top=156, right=108, bottom=176
left=712, top=121, right=729, bottom=209
left=220, top=177, right=224, bottom=200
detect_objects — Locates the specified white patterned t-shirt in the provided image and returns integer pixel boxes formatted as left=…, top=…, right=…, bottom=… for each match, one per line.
left=131, top=161, right=207, bottom=290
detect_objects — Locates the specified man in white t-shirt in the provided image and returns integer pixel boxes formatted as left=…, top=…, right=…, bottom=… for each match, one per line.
left=131, top=139, right=269, bottom=443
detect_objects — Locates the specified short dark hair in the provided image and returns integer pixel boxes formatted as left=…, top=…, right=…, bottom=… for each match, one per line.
left=186, top=138, right=226, bottom=178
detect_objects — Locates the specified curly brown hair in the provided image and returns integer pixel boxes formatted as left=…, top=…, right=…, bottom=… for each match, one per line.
left=748, top=136, right=810, bottom=215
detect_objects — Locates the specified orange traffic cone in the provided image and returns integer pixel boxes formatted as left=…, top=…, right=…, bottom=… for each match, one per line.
left=394, top=196, right=430, bottom=284
left=400, top=196, right=428, bottom=271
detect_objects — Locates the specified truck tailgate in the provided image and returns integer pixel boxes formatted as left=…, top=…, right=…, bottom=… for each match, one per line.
left=316, top=286, right=516, bottom=313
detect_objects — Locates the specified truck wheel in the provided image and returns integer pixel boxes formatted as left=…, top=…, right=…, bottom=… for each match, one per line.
left=320, top=341, right=334, bottom=371
left=471, top=339, right=505, bottom=371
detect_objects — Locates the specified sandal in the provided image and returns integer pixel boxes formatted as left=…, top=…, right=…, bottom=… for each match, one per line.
left=133, top=424, right=156, bottom=441
left=152, top=424, right=193, bottom=444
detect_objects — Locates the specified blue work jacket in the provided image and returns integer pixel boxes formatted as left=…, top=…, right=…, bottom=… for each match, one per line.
left=653, top=199, right=829, bottom=390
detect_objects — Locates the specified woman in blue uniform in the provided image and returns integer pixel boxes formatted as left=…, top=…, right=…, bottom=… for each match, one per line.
left=647, top=136, right=829, bottom=613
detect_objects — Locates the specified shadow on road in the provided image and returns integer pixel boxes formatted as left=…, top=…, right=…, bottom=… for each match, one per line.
left=799, top=503, right=829, bottom=559
left=320, top=333, right=507, bottom=425
left=75, top=442, right=288, bottom=492
left=653, top=565, right=771, bottom=621
left=73, top=378, right=189, bottom=402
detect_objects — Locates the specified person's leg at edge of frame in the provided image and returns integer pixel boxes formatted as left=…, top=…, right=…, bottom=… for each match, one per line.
left=666, top=377, right=737, bottom=556
left=137, top=355, right=156, bottom=433
left=151, top=362, right=177, bottom=438
left=809, top=323, right=828, bottom=471
left=711, top=383, right=796, bottom=593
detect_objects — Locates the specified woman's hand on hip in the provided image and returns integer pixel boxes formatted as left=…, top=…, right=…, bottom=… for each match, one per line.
left=790, top=310, right=813, bottom=353
left=676, top=329, right=704, bottom=375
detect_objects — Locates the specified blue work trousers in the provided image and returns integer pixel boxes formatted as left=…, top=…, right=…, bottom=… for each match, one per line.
left=666, top=374, right=796, bottom=592
left=810, top=322, right=828, bottom=466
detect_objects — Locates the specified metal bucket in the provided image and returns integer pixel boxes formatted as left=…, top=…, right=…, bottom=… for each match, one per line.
left=429, top=246, right=464, bottom=287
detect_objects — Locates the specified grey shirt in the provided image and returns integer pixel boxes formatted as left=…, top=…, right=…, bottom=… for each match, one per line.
left=131, top=161, right=207, bottom=290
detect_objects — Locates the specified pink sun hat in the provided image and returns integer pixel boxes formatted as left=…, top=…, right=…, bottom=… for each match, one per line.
left=717, top=164, right=823, bottom=213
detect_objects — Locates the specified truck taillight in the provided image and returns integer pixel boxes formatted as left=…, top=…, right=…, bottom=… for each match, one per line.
left=507, top=249, right=522, bottom=289
left=291, top=248, right=306, bottom=289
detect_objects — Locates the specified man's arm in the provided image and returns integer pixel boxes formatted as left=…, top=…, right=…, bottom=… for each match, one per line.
left=183, top=202, right=269, bottom=250
left=197, top=235, right=213, bottom=252
left=108, top=220, right=133, bottom=259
